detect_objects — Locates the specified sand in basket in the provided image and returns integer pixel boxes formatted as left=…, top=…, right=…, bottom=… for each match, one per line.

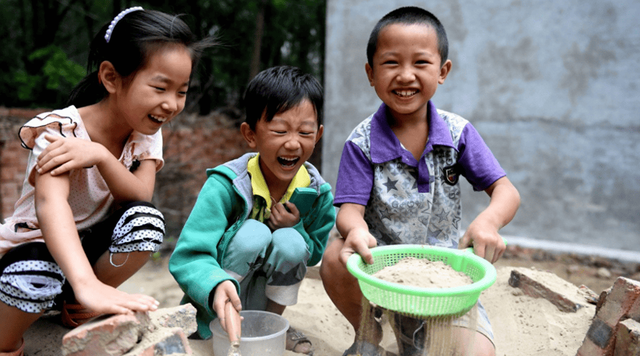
left=356, top=258, right=480, bottom=356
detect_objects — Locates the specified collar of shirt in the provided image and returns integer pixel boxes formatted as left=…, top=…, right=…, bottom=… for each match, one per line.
left=369, top=102, right=456, bottom=192
left=247, top=154, right=311, bottom=213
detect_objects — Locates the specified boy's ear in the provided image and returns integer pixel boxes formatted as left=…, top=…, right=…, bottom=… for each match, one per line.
left=365, top=63, right=375, bottom=87
left=98, top=61, right=120, bottom=93
left=240, top=122, right=258, bottom=149
left=438, top=59, right=453, bottom=85
left=315, top=124, right=324, bottom=144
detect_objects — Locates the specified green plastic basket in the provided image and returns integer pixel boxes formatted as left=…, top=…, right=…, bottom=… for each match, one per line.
left=346, top=244, right=498, bottom=318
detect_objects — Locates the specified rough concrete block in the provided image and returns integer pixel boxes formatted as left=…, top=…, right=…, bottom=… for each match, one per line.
left=508, top=268, right=584, bottom=313
left=61, top=312, right=153, bottom=356
left=123, top=327, right=192, bottom=356
left=150, top=303, right=197, bottom=337
left=615, top=319, right=640, bottom=356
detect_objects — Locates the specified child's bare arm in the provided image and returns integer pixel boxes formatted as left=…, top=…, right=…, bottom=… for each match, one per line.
left=336, top=203, right=378, bottom=265
left=35, top=171, right=158, bottom=314
left=36, top=134, right=156, bottom=202
left=459, top=176, right=521, bottom=263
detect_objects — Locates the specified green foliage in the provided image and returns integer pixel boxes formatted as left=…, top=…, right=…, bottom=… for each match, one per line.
left=14, top=46, right=85, bottom=101
left=0, top=0, right=326, bottom=114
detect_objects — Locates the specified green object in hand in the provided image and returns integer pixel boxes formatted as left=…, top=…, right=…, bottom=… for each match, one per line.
left=346, top=238, right=507, bottom=317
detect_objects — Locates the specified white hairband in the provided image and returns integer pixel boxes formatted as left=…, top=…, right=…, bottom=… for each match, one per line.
left=104, top=6, right=144, bottom=43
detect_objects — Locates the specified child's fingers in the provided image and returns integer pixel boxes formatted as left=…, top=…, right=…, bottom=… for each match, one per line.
left=43, top=133, right=61, bottom=143
left=135, top=294, right=160, bottom=309
left=120, top=294, right=159, bottom=312
left=223, top=290, right=242, bottom=311
left=358, top=245, right=374, bottom=265
left=284, top=201, right=300, bottom=216
left=271, top=202, right=287, bottom=216
left=458, top=233, right=472, bottom=250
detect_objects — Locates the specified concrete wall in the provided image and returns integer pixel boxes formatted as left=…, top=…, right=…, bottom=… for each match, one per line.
left=323, top=1, right=640, bottom=251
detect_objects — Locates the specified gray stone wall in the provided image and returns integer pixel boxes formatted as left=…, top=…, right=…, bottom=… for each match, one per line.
left=323, top=1, right=640, bottom=251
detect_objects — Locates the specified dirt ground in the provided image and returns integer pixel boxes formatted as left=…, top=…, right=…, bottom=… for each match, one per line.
left=23, top=242, right=640, bottom=356
left=128, top=243, right=638, bottom=355
left=495, top=244, right=640, bottom=295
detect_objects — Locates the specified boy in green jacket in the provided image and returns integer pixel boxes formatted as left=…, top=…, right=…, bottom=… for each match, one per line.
left=169, top=66, right=335, bottom=354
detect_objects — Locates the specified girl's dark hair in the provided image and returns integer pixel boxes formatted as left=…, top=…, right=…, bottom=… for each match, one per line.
left=243, top=66, right=323, bottom=131
left=367, top=6, right=449, bottom=67
left=67, top=9, right=215, bottom=107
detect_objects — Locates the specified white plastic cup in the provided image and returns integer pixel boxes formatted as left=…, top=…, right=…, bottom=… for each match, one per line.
left=210, top=310, right=289, bottom=356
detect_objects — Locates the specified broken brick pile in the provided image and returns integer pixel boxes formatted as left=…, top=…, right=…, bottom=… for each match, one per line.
left=508, top=268, right=640, bottom=356
left=61, top=303, right=197, bottom=356
left=576, top=277, right=640, bottom=356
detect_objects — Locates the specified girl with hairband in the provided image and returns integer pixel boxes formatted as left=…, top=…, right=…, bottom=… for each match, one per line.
left=0, top=7, right=214, bottom=355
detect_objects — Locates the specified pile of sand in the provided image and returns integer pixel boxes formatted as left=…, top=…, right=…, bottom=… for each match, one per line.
left=373, top=258, right=473, bottom=288
left=189, top=266, right=595, bottom=356
left=24, top=261, right=595, bottom=356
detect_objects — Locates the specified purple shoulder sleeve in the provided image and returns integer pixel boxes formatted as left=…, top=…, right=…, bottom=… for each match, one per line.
left=458, top=123, right=506, bottom=191
left=334, top=141, right=373, bottom=206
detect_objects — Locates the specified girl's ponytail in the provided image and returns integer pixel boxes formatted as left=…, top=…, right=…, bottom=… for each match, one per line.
left=66, top=71, right=105, bottom=107
left=66, top=7, right=215, bottom=108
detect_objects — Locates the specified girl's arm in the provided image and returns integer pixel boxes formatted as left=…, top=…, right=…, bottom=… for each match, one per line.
left=459, top=176, right=521, bottom=263
left=336, top=203, right=378, bottom=266
left=36, top=134, right=156, bottom=202
left=35, top=170, right=158, bottom=314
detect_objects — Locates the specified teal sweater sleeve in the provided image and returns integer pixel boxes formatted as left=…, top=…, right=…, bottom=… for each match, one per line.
left=294, top=183, right=336, bottom=266
left=169, top=173, right=241, bottom=321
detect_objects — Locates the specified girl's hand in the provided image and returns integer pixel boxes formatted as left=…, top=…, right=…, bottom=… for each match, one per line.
left=36, top=134, right=107, bottom=176
left=212, top=280, right=242, bottom=333
left=267, top=201, right=300, bottom=230
left=73, top=278, right=159, bottom=315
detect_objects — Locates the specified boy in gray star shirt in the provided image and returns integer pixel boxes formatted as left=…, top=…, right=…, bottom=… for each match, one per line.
left=320, top=6, right=520, bottom=356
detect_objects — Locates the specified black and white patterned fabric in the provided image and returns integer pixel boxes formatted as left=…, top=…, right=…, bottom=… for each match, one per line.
left=110, top=204, right=164, bottom=254
left=0, top=202, right=165, bottom=313
left=0, top=259, right=64, bottom=313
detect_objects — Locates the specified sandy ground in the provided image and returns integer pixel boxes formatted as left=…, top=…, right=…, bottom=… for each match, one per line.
left=24, top=251, right=598, bottom=356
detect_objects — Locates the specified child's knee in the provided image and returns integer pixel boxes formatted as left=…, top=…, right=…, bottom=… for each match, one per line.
left=319, top=239, right=346, bottom=276
left=110, top=201, right=165, bottom=254
left=108, top=250, right=151, bottom=268
left=0, top=260, right=64, bottom=313
left=271, top=228, right=309, bottom=263
left=233, top=219, right=272, bottom=253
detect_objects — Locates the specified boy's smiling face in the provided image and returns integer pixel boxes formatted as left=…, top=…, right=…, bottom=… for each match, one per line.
left=241, top=99, right=323, bottom=192
left=365, top=23, right=451, bottom=123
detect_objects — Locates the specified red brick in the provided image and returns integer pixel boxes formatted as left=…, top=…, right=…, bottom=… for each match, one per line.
left=123, top=327, right=192, bottom=356
left=61, top=312, right=153, bottom=356
left=598, top=277, right=640, bottom=327
left=577, top=337, right=607, bottom=356
left=615, top=319, right=640, bottom=356
left=627, top=291, right=640, bottom=321
left=508, top=269, right=584, bottom=313
left=586, top=318, right=615, bottom=351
